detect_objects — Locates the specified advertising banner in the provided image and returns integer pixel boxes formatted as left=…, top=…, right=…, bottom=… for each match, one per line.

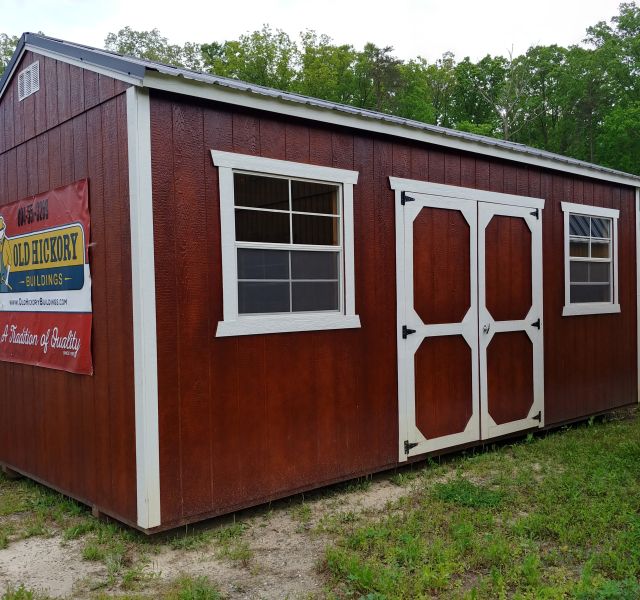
left=0, top=180, right=93, bottom=374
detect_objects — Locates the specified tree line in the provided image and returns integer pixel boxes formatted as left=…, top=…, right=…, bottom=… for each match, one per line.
left=1, top=2, right=639, bottom=174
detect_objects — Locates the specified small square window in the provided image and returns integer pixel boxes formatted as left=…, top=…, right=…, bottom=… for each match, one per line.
left=561, top=202, right=620, bottom=317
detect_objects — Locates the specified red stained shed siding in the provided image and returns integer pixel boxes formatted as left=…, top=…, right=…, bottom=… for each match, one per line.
left=0, top=51, right=137, bottom=525
left=150, top=91, right=636, bottom=527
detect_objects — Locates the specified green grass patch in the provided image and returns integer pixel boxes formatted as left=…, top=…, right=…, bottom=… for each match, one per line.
left=165, top=575, right=223, bottom=600
left=211, top=522, right=252, bottom=565
left=169, top=529, right=213, bottom=551
left=325, top=413, right=640, bottom=598
left=432, top=476, right=504, bottom=508
left=1, top=585, right=51, bottom=600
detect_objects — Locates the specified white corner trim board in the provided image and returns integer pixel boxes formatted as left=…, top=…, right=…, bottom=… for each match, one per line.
left=389, top=177, right=545, bottom=210
left=126, top=86, right=161, bottom=530
left=637, top=188, right=640, bottom=404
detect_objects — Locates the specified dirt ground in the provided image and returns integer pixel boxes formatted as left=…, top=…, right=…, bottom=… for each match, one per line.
left=0, top=475, right=412, bottom=599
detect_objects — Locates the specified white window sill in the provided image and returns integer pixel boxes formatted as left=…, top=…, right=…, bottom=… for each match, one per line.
left=216, top=313, right=361, bottom=337
left=562, top=303, right=621, bottom=317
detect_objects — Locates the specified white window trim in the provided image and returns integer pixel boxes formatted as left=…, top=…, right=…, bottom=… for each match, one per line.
left=211, top=150, right=360, bottom=337
left=561, top=201, right=620, bottom=317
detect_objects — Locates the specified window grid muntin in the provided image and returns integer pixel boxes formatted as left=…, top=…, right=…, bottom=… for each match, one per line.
left=568, top=213, right=614, bottom=304
left=234, top=171, right=344, bottom=316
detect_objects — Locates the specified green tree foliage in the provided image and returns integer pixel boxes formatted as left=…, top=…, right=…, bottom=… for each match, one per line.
left=1, top=3, right=638, bottom=174
left=104, top=26, right=203, bottom=71
left=201, top=26, right=298, bottom=90
left=0, top=33, right=20, bottom=77
left=295, top=31, right=357, bottom=103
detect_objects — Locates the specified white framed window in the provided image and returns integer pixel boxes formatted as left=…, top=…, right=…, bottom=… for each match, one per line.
left=212, top=150, right=361, bottom=336
left=561, top=202, right=620, bottom=316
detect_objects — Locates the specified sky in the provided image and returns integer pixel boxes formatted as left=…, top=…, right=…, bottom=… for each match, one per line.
left=1, top=0, right=626, bottom=62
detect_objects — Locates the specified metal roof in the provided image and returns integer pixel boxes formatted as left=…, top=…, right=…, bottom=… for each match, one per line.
left=3, top=33, right=640, bottom=187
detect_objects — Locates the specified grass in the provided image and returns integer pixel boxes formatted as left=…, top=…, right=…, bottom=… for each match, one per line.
left=324, top=412, right=640, bottom=599
left=164, top=575, right=222, bottom=600
left=1, top=411, right=638, bottom=598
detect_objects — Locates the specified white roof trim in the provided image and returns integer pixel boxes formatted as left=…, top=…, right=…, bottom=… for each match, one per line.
left=24, top=43, right=142, bottom=85
left=144, top=71, right=640, bottom=189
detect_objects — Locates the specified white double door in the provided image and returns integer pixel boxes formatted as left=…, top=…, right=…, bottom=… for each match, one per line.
left=396, top=188, right=544, bottom=460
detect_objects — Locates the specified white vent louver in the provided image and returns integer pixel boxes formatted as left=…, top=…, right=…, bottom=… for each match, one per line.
left=17, top=62, right=40, bottom=101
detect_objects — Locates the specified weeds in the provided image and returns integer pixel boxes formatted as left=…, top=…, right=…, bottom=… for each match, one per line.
left=325, top=415, right=640, bottom=598
left=169, top=529, right=213, bottom=551
left=165, top=575, right=222, bottom=600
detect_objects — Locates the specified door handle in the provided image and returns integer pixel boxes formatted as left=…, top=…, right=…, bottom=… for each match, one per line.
left=482, top=323, right=490, bottom=334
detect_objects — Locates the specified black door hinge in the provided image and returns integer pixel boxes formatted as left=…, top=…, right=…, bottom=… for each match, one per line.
left=530, top=208, right=539, bottom=219
left=401, top=191, right=415, bottom=205
left=531, top=318, right=541, bottom=330
left=532, top=411, right=542, bottom=422
left=404, top=440, right=419, bottom=455
left=402, top=325, right=416, bottom=339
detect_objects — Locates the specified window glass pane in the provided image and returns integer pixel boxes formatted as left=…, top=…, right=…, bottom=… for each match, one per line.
left=238, top=281, right=290, bottom=313
left=234, top=173, right=289, bottom=210
left=589, top=262, right=610, bottom=283
left=569, top=239, right=589, bottom=257
left=237, top=248, right=289, bottom=279
left=292, top=214, right=339, bottom=245
left=235, top=209, right=290, bottom=243
left=570, top=215, right=590, bottom=236
left=291, top=181, right=339, bottom=214
left=292, top=281, right=339, bottom=311
left=570, top=261, right=588, bottom=283
left=291, top=250, right=339, bottom=280
left=591, top=240, right=610, bottom=259
left=570, top=284, right=610, bottom=303
left=590, top=217, right=610, bottom=238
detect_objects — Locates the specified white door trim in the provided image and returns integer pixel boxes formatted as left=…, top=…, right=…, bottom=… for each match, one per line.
left=477, top=202, right=545, bottom=439
left=394, top=177, right=545, bottom=461
left=390, top=177, right=545, bottom=210
left=126, top=86, right=161, bottom=529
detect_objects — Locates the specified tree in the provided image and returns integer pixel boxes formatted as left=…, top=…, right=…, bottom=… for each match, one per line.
left=104, top=27, right=203, bottom=71
left=0, top=34, right=20, bottom=78
left=424, top=52, right=458, bottom=128
left=394, top=58, right=437, bottom=124
left=351, top=43, right=402, bottom=113
left=597, top=102, right=640, bottom=173
left=295, top=31, right=357, bottom=104
left=201, top=26, right=298, bottom=90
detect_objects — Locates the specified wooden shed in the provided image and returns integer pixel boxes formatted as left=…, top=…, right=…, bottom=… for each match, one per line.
left=0, top=33, right=638, bottom=532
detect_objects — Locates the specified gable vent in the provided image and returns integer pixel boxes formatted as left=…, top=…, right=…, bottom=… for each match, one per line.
left=17, top=62, right=40, bottom=101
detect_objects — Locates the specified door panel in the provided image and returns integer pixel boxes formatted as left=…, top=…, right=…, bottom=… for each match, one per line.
left=398, top=194, right=480, bottom=457
left=413, top=207, right=471, bottom=325
left=478, top=203, right=544, bottom=440
left=485, top=216, right=532, bottom=321
left=415, top=335, right=474, bottom=439
left=486, top=331, right=534, bottom=424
